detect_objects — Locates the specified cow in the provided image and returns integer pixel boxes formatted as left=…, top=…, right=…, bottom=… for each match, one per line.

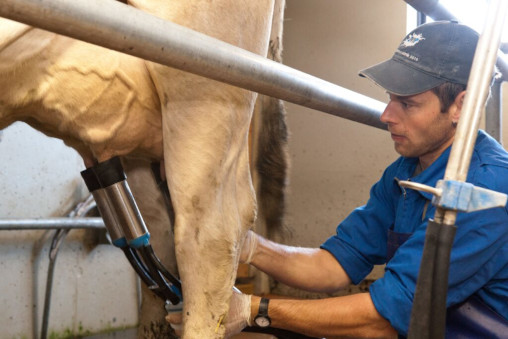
left=0, top=0, right=287, bottom=338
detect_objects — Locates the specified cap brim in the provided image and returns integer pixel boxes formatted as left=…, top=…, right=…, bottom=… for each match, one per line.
left=359, top=58, right=446, bottom=96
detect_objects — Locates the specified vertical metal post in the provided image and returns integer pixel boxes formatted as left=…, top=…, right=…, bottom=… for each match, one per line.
left=417, top=10, right=426, bottom=26
left=437, top=0, right=508, bottom=226
left=485, top=79, right=503, bottom=144
left=408, top=1, right=508, bottom=338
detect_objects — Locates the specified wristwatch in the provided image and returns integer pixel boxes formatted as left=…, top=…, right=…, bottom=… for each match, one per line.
left=254, top=297, right=271, bottom=328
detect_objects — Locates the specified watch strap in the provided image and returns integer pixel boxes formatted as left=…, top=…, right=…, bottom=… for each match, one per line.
left=254, top=297, right=271, bottom=327
left=258, top=297, right=270, bottom=317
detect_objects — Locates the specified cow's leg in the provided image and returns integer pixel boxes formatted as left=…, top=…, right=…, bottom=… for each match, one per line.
left=125, top=1, right=275, bottom=336
left=156, top=78, right=257, bottom=338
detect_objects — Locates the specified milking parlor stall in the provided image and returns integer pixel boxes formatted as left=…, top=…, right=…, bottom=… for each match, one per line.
left=1, top=0, right=508, bottom=338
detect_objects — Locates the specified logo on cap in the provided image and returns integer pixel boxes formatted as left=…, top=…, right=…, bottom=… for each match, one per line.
left=400, top=33, right=425, bottom=48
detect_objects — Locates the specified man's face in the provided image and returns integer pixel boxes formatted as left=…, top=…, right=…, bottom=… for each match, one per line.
left=380, top=90, right=457, bottom=167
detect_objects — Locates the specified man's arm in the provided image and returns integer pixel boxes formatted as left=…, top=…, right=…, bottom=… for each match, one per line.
left=250, top=293, right=397, bottom=338
left=243, top=231, right=352, bottom=293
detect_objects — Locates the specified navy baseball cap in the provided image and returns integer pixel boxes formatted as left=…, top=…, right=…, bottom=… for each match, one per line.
left=359, top=21, right=479, bottom=96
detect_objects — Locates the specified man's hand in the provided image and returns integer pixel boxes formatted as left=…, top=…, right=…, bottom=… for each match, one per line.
left=240, top=230, right=258, bottom=264
left=166, top=311, right=183, bottom=336
left=225, top=290, right=252, bottom=337
left=165, top=290, right=252, bottom=338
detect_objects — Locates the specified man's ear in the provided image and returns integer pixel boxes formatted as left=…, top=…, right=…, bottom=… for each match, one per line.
left=451, top=90, right=467, bottom=123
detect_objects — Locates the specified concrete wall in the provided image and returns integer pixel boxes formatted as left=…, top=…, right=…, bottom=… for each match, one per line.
left=277, top=0, right=508, bottom=296
left=276, top=0, right=406, bottom=294
left=0, top=124, right=139, bottom=338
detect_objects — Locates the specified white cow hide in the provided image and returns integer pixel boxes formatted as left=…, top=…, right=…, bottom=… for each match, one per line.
left=0, top=1, right=287, bottom=338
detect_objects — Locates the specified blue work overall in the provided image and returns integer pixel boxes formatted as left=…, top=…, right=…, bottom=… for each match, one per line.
left=387, top=229, right=508, bottom=338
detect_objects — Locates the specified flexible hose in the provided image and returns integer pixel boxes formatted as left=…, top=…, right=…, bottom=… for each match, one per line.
left=408, top=220, right=456, bottom=339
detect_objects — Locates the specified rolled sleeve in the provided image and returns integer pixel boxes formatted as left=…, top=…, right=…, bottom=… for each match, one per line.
left=321, top=231, right=374, bottom=285
left=370, top=272, right=413, bottom=334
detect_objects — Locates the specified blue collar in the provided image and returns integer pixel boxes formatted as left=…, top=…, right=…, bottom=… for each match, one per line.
left=392, top=130, right=502, bottom=200
left=395, top=145, right=452, bottom=201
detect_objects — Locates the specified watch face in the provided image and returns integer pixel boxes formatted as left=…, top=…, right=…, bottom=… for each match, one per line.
left=254, top=316, right=271, bottom=327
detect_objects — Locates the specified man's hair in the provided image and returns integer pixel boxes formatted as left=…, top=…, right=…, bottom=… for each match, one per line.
left=432, top=67, right=500, bottom=113
left=431, top=82, right=466, bottom=113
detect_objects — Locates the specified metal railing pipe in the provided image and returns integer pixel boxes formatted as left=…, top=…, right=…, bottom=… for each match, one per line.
left=485, top=79, right=503, bottom=144
left=407, top=3, right=508, bottom=337
left=405, top=0, right=457, bottom=21
left=443, top=0, right=507, bottom=182
left=0, top=218, right=105, bottom=230
left=0, top=0, right=386, bottom=130
left=440, top=0, right=508, bottom=226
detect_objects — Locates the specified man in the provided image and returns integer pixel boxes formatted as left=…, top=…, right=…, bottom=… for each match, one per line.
left=169, top=21, right=508, bottom=338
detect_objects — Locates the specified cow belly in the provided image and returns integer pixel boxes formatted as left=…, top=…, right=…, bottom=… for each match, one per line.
left=0, top=19, right=163, bottom=164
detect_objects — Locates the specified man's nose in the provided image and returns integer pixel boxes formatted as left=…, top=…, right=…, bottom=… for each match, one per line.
left=380, top=101, right=397, bottom=124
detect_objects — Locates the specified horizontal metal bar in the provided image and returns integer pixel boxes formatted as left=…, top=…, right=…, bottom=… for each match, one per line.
left=0, top=0, right=386, bottom=130
left=0, top=218, right=105, bottom=230
left=405, top=0, right=458, bottom=21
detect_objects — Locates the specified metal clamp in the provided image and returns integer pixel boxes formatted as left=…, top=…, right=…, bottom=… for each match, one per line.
left=398, top=179, right=507, bottom=213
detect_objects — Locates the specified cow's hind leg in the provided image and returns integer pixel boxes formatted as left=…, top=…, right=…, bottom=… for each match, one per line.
left=157, top=78, right=257, bottom=338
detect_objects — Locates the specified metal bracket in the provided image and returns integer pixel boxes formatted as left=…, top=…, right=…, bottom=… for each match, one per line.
left=398, top=179, right=507, bottom=213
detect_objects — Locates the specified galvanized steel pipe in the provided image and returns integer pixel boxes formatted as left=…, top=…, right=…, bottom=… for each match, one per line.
left=485, top=79, right=503, bottom=143
left=405, top=0, right=457, bottom=21
left=0, top=218, right=105, bottom=230
left=0, top=0, right=386, bottom=130
left=441, top=0, right=508, bottom=225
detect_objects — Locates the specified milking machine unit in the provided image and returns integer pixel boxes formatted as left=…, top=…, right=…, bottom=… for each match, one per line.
left=80, top=157, right=182, bottom=307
